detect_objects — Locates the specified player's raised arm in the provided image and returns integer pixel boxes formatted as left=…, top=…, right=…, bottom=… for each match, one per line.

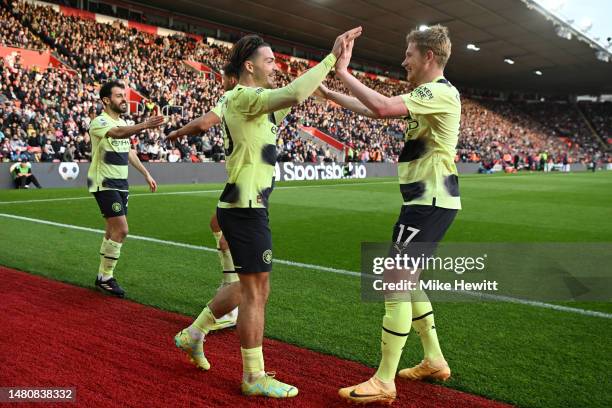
left=106, top=115, right=165, bottom=139
left=335, top=38, right=408, bottom=118
left=315, top=84, right=379, bottom=118
left=90, top=82, right=165, bottom=140
left=232, top=27, right=361, bottom=116
left=165, top=111, right=222, bottom=142
left=166, top=63, right=240, bottom=142
left=265, top=27, right=362, bottom=112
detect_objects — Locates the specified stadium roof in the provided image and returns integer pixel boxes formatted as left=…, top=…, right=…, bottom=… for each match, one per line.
left=127, top=0, right=612, bottom=94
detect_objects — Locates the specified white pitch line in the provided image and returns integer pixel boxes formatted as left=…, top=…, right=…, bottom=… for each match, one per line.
left=0, top=174, right=559, bottom=206
left=0, top=180, right=396, bottom=205
left=0, top=213, right=361, bottom=278
left=0, top=190, right=223, bottom=205
left=1, top=212, right=610, bottom=320
left=456, top=291, right=612, bottom=319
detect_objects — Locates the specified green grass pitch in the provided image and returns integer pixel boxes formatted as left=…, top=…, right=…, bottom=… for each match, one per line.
left=1, top=171, right=611, bottom=407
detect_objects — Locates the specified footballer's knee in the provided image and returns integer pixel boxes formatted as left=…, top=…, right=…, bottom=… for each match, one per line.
left=107, top=217, right=128, bottom=242
left=240, top=273, right=270, bottom=305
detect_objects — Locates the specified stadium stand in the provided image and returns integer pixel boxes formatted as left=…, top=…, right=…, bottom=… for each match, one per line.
left=579, top=101, right=612, bottom=146
left=0, top=2, right=45, bottom=50
left=0, top=0, right=610, bottom=169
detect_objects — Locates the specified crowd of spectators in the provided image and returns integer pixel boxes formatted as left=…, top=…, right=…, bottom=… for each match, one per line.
left=580, top=101, right=612, bottom=143
left=516, top=100, right=598, bottom=153
left=457, top=98, right=608, bottom=171
left=0, top=3, right=45, bottom=50
left=1, top=0, right=609, bottom=170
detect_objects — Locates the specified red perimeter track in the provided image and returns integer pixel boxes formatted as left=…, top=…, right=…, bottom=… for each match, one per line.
left=0, top=267, right=512, bottom=408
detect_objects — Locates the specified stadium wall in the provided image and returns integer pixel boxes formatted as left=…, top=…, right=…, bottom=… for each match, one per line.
left=2, top=162, right=594, bottom=190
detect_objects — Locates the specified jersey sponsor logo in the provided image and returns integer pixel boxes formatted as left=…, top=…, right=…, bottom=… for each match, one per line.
left=278, top=162, right=366, bottom=181
left=262, top=249, right=273, bottom=264
left=112, top=202, right=122, bottom=213
left=110, top=139, right=131, bottom=147
left=99, top=118, right=107, bottom=126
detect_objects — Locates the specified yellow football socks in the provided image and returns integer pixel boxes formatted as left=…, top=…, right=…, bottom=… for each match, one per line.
left=411, top=294, right=444, bottom=361
left=99, top=238, right=122, bottom=281
left=213, top=231, right=238, bottom=284
left=375, top=301, right=411, bottom=382
left=192, top=306, right=216, bottom=335
left=241, top=346, right=265, bottom=382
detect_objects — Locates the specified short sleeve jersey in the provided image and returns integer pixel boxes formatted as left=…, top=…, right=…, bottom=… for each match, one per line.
left=217, top=85, right=290, bottom=209
left=398, top=77, right=461, bottom=209
left=210, top=90, right=233, bottom=120
left=87, top=111, right=131, bottom=192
